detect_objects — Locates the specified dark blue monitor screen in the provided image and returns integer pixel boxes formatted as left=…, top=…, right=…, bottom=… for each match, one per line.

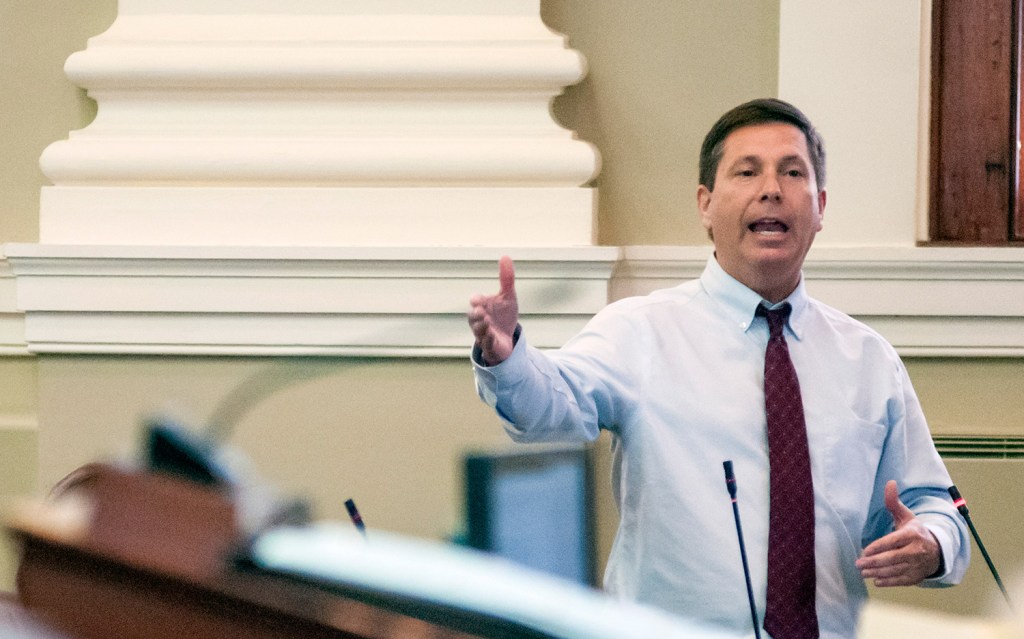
left=464, top=445, right=595, bottom=587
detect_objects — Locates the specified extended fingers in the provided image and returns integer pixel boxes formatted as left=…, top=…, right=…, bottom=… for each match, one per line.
left=864, top=552, right=929, bottom=589
left=859, top=554, right=932, bottom=587
left=862, top=563, right=922, bottom=587
left=857, top=526, right=940, bottom=587
left=860, top=526, right=912, bottom=558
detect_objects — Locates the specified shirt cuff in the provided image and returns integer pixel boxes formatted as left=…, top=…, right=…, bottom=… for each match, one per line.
left=920, top=521, right=954, bottom=584
left=471, top=324, right=522, bottom=368
left=471, top=324, right=525, bottom=412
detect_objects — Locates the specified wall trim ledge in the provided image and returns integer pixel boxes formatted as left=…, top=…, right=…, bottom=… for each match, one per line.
left=3, top=243, right=1023, bottom=358
left=613, top=245, right=1024, bottom=358
left=2, top=244, right=619, bottom=357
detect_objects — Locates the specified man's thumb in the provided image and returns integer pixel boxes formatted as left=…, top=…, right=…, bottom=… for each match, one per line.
left=498, top=255, right=516, bottom=297
left=884, top=480, right=916, bottom=528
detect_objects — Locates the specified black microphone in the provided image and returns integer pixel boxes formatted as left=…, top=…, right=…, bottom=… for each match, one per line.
left=948, top=485, right=1015, bottom=612
left=723, top=460, right=762, bottom=639
left=344, top=498, right=368, bottom=540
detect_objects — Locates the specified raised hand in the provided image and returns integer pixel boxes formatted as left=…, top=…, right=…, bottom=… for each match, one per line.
left=467, top=256, right=519, bottom=365
left=856, top=480, right=942, bottom=586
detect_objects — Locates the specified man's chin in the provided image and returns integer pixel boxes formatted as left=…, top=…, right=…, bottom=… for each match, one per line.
left=746, top=247, right=803, bottom=270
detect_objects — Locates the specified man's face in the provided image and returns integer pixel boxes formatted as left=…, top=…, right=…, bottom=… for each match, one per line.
left=696, top=122, right=826, bottom=302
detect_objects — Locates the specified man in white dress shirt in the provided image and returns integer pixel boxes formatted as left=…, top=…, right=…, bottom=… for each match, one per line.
left=466, top=98, right=968, bottom=638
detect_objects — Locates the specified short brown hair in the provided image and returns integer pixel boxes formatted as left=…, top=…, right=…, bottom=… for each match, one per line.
left=699, top=98, right=825, bottom=191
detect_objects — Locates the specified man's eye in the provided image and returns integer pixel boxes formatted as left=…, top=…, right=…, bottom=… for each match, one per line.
left=738, top=169, right=755, bottom=177
left=786, top=169, right=804, bottom=177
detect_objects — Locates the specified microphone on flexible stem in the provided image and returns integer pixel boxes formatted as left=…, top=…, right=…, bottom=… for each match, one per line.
left=948, top=485, right=1015, bottom=612
left=723, top=460, right=762, bottom=639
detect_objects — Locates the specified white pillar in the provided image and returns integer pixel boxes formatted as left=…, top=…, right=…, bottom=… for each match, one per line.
left=38, top=0, right=599, bottom=247
left=7, top=1, right=616, bottom=356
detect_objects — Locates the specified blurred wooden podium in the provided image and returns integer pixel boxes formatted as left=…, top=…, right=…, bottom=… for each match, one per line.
left=6, top=430, right=734, bottom=639
left=6, top=463, right=488, bottom=639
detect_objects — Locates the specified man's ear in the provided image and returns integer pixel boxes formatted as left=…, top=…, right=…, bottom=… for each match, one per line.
left=815, top=189, right=827, bottom=231
left=697, top=184, right=713, bottom=231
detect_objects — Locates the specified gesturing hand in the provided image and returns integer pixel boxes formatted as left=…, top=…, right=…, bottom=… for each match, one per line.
left=467, top=256, right=519, bottom=366
left=856, top=480, right=942, bottom=586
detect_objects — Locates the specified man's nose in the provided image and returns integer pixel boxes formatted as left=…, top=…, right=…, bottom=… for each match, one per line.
left=759, top=174, right=782, bottom=202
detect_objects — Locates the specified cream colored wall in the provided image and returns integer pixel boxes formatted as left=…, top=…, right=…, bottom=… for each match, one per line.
left=0, top=359, right=37, bottom=591
left=2, top=0, right=1023, bottom=624
left=0, top=2, right=115, bottom=244
left=905, top=359, right=1024, bottom=437
left=0, top=0, right=118, bottom=592
left=541, top=0, right=781, bottom=246
left=33, top=357, right=510, bottom=537
left=778, top=0, right=927, bottom=247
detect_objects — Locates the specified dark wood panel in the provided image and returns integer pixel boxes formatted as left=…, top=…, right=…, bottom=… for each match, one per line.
left=931, top=0, right=1018, bottom=243
left=0, top=591, right=72, bottom=638
left=1017, top=0, right=1024, bottom=240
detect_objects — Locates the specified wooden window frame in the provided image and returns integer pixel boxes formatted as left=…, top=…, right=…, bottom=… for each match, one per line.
left=930, top=0, right=1024, bottom=244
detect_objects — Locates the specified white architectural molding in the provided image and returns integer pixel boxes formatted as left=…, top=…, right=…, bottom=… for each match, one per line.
left=39, top=0, right=598, bottom=247
left=7, top=3, right=1018, bottom=360
left=6, top=244, right=1023, bottom=358
left=39, top=188, right=595, bottom=247
left=614, top=246, right=1024, bottom=358
left=3, top=244, right=618, bottom=357
left=0, top=257, right=28, bottom=355
left=8, top=2, right=606, bottom=357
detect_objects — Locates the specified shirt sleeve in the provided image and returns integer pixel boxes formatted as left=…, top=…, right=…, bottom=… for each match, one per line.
left=471, top=308, right=641, bottom=444
left=866, top=358, right=970, bottom=587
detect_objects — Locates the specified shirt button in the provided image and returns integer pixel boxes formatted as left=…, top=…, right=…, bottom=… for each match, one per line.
left=740, top=322, right=748, bottom=329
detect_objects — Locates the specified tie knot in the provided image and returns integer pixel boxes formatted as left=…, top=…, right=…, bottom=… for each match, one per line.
left=756, top=303, right=791, bottom=339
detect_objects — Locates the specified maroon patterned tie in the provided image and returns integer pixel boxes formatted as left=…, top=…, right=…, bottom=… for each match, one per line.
left=758, top=304, right=818, bottom=639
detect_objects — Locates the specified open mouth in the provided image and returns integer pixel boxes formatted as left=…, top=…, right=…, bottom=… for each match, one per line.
left=749, top=218, right=788, bottom=234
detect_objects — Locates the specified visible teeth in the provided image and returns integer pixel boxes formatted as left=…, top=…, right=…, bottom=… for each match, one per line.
left=750, top=220, right=787, bottom=233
